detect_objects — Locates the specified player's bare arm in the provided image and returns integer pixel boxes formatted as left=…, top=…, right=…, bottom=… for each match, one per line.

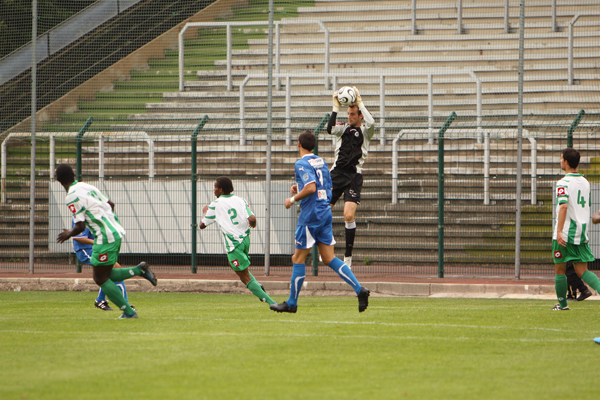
left=556, top=203, right=568, bottom=247
left=248, top=215, right=257, bottom=228
left=593, top=211, right=600, bottom=224
left=290, top=184, right=298, bottom=194
left=73, top=237, right=94, bottom=245
left=285, top=182, right=316, bottom=209
left=108, top=200, right=115, bottom=210
left=57, top=221, right=86, bottom=244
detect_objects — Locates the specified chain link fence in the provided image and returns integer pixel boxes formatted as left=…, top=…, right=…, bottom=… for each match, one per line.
left=1, top=0, right=600, bottom=277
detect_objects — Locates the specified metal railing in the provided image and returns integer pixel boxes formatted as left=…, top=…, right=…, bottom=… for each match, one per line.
left=178, top=20, right=329, bottom=92
left=239, top=70, right=482, bottom=146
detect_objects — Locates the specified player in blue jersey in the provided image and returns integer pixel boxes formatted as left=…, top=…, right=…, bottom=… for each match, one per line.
left=71, top=219, right=133, bottom=312
left=270, top=130, right=370, bottom=313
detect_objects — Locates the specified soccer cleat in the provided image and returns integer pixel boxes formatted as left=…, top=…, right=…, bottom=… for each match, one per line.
left=270, top=301, right=297, bottom=313
left=94, top=300, right=113, bottom=311
left=551, top=303, right=569, bottom=311
left=117, top=312, right=138, bottom=319
left=130, top=304, right=136, bottom=311
left=594, top=337, right=600, bottom=344
left=566, top=293, right=575, bottom=300
left=138, top=262, right=157, bottom=286
left=577, top=289, right=592, bottom=301
left=344, top=256, right=352, bottom=268
left=358, top=287, right=370, bottom=312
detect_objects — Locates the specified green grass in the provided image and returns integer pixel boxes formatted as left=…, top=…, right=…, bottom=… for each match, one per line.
left=1, top=291, right=600, bottom=399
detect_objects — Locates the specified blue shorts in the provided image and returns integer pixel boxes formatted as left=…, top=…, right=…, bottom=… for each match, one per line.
left=295, top=215, right=336, bottom=249
left=75, top=249, right=93, bottom=265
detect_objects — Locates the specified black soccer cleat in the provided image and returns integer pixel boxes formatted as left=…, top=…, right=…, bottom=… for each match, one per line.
left=551, top=303, right=569, bottom=311
left=117, top=312, right=138, bottom=319
left=270, top=301, right=297, bottom=313
left=358, top=287, right=370, bottom=312
left=94, top=300, right=113, bottom=311
left=577, top=289, right=592, bottom=301
left=138, top=262, right=157, bottom=286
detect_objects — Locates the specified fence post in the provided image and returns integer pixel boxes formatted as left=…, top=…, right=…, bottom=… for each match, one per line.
left=191, top=116, right=209, bottom=274
left=311, top=113, right=330, bottom=276
left=75, top=117, right=93, bottom=182
left=438, top=112, right=456, bottom=278
left=567, top=110, right=585, bottom=148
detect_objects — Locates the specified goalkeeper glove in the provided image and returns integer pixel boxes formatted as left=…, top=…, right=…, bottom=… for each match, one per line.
left=352, top=86, right=364, bottom=108
left=332, top=90, right=342, bottom=113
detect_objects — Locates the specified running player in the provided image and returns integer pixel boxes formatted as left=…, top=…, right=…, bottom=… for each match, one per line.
left=55, top=164, right=157, bottom=319
left=200, top=176, right=274, bottom=306
left=270, top=130, right=370, bottom=313
left=327, top=86, right=375, bottom=267
left=551, top=148, right=600, bottom=310
left=71, top=218, right=133, bottom=311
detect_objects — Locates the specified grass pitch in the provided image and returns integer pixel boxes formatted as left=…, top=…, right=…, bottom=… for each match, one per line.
left=1, top=291, right=599, bottom=400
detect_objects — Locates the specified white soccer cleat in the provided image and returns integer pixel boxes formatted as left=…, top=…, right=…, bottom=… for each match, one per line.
left=344, top=256, right=352, bottom=268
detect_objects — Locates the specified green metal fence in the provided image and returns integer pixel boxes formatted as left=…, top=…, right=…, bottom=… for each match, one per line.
left=2, top=113, right=600, bottom=277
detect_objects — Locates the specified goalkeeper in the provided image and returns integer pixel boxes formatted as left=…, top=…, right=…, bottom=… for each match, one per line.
left=326, top=86, right=375, bottom=267
left=200, top=176, right=274, bottom=306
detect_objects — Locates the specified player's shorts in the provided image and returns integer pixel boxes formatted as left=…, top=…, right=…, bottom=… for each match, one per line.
left=75, top=249, right=93, bottom=266
left=91, top=238, right=121, bottom=267
left=227, top=235, right=251, bottom=271
left=552, top=240, right=595, bottom=264
left=330, top=169, right=363, bottom=205
left=295, top=214, right=336, bottom=249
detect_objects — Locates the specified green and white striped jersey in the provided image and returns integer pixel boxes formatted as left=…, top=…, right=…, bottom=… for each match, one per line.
left=553, top=173, right=591, bottom=245
left=65, top=181, right=125, bottom=245
left=201, top=194, right=254, bottom=252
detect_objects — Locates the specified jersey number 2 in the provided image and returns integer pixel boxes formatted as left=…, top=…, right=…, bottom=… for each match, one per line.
left=316, top=169, right=324, bottom=186
left=228, top=208, right=239, bottom=225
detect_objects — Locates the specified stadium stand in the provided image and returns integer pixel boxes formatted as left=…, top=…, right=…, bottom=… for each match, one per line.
left=1, top=0, right=600, bottom=271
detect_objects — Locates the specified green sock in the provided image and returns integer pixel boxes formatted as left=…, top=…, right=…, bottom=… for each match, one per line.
left=100, top=279, right=135, bottom=315
left=582, top=270, right=600, bottom=293
left=109, top=266, right=141, bottom=282
left=246, top=277, right=275, bottom=305
left=555, top=274, right=568, bottom=308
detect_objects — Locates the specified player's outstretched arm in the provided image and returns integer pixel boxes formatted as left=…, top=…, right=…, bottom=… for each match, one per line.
left=327, top=91, right=340, bottom=134
left=353, top=86, right=374, bottom=126
left=57, top=221, right=86, bottom=244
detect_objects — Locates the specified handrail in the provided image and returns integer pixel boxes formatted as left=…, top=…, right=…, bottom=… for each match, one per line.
left=568, top=14, right=581, bottom=85
left=239, top=70, right=481, bottom=146
left=178, top=20, right=330, bottom=92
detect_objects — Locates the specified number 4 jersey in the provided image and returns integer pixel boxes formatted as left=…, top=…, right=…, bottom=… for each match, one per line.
left=202, top=194, right=254, bottom=252
left=295, top=154, right=333, bottom=226
left=553, top=173, right=591, bottom=245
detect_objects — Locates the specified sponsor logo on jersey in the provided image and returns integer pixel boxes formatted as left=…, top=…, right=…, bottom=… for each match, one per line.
left=232, top=260, right=240, bottom=267
left=557, top=187, right=566, bottom=196
left=303, top=173, right=309, bottom=181
left=336, top=122, right=344, bottom=125
left=68, top=204, right=76, bottom=214
left=554, top=251, right=562, bottom=259
left=99, top=253, right=108, bottom=262
left=298, top=166, right=304, bottom=171
left=308, top=157, right=324, bottom=169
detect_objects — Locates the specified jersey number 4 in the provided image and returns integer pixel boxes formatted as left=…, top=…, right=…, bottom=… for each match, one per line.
left=577, top=190, right=587, bottom=208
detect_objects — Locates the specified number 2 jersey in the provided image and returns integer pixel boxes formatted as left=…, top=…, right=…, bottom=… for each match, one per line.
left=553, top=173, right=591, bottom=245
left=295, top=154, right=333, bottom=226
left=66, top=181, right=125, bottom=245
left=202, top=194, right=254, bottom=252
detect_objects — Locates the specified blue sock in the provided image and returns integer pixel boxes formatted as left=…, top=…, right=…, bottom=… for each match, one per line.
left=96, top=287, right=106, bottom=302
left=115, top=281, right=128, bottom=302
left=329, top=257, right=362, bottom=295
left=286, top=263, right=306, bottom=307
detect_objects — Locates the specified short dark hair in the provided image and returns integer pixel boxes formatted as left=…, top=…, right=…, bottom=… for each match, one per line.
left=562, top=148, right=580, bottom=169
left=215, top=176, right=234, bottom=195
left=348, top=104, right=362, bottom=116
left=56, top=164, right=75, bottom=185
left=298, top=130, right=316, bottom=151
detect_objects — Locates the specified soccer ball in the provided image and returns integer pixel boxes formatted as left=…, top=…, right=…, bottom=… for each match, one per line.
left=337, top=86, right=356, bottom=106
